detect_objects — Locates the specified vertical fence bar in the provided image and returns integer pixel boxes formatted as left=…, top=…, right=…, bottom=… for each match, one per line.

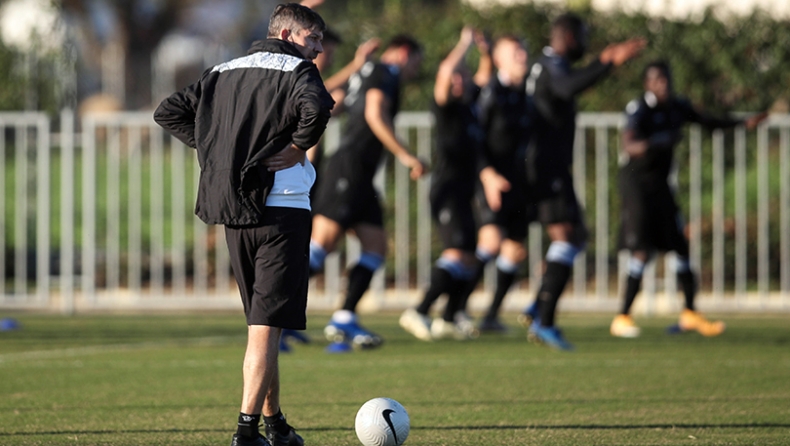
left=60, top=110, right=75, bottom=313
left=528, top=222, right=542, bottom=299
left=757, top=124, right=770, bottom=305
left=416, top=124, right=432, bottom=291
left=595, top=126, right=608, bottom=303
left=688, top=126, right=702, bottom=290
left=150, top=127, right=165, bottom=296
left=15, top=125, right=28, bottom=297
left=394, top=126, right=410, bottom=296
left=371, top=159, right=386, bottom=302
left=734, top=127, right=747, bottom=305
left=107, top=125, right=121, bottom=291
left=215, top=226, right=230, bottom=294
left=171, top=135, right=187, bottom=296
left=128, top=126, right=142, bottom=295
left=36, top=116, right=50, bottom=303
left=664, top=253, right=677, bottom=312
left=81, top=118, right=96, bottom=302
left=193, top=155, right=208, bottom=295
left=643, top=257, right=656, bottom=315
left=572, top=126, right=586, bottom=300
left=711, top=129, right=725, bottom=303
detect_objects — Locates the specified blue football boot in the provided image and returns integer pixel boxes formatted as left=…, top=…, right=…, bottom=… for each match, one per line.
left=530, top=324, right=574, bottom=351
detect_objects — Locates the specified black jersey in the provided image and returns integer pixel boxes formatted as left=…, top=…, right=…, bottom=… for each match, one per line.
left=526, top=47, right=611, bottom=180
left=622, top=93, right=741, bottom=187
left=332, top=61, right=401, bottom=181
left=431, top=88, right=484, bottom=195
left=477, top=75, right=531, bottom=182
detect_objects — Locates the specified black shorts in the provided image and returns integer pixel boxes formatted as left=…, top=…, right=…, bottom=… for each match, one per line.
left=225, top=207, right=312, bottom=328
left=618, top=172, right=689, bottom=255
left=311, top=165, right=383, bottom=229
left=530, top=172, right=582, bottom=223
left=430, top=183, right=477, bottom=252
left=475, top=182, right=529, bottom=242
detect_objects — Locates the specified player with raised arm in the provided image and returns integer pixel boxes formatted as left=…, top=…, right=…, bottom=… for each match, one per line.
left=399, top=27, right=493, bottom=341
left=309, top=35, right=426, bottom=349
left=611, top=61, right=767, bottom=338
left=519, top=13, right=645, bottom=350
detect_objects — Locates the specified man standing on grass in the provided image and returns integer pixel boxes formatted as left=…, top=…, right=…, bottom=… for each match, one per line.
left=154, top=4, right=333, bottom=446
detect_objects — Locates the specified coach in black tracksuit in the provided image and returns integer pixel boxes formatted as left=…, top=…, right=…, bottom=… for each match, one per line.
left=520, top=13, right=644, bottom=350
left=154, top=5, right=333, bottom=446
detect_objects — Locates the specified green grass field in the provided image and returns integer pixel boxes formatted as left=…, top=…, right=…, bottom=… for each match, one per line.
left=0, top=312, right=788, bottom=445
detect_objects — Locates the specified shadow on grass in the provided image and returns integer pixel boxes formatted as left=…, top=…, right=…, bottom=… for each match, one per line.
left=3, top=422, right=789, bottom=437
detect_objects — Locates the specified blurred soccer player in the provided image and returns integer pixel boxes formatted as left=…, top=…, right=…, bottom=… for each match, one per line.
left=611, top=61, right=767, bottom=338
left=309, top=35, right=426, bottom=349
left=399, top=27, right=493, bottom=341
left=463, top=34, right=533, bottom=334
left=520, top=13, right=645, bottom=350
left=279, top=31, right=380, bottom=353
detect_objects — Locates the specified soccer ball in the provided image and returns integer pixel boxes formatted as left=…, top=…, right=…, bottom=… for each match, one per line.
left=354, top=397, right=410, bottom=446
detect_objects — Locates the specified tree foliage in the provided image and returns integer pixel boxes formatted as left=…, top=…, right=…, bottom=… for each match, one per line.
left=321, top=1, right=788, bottom=114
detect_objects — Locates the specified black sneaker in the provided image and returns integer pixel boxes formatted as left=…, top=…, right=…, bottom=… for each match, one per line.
left=230, top=434, right=272, bottom=446
left=265, top=423, right=304, bottom=446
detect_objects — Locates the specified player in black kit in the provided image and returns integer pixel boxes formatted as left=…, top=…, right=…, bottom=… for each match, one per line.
left=399, top=27, right=494, bottom=341
left=611, top=61, right=766, bottom=338
left=309, top=35, right=426, bottom=349
left=519, top=13, right=645, bottom=350
left=469, top=34, right=533, bottom=333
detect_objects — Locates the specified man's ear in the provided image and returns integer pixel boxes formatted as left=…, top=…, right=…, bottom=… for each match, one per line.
left=280, top=28, right=291, bottom=41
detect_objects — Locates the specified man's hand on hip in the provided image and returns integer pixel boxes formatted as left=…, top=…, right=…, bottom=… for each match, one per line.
left=264, top=144, right=306, bottom=172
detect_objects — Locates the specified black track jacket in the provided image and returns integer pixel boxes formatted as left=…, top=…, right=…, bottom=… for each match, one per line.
left=154, top=39, right=334, bottom=226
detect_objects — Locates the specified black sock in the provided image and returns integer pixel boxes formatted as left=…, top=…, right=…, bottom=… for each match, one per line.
left=237, top=413, right=261, bottom=439
left=537, top=261, right=572, bottom=327
left=678, top=270, right=697, bottom=311
left=416, top=267, right=454, bottom=315
left=264, top=410, right=290, bottom=436
left=341, top=264, right=375, bottom=312
left=621, top=275, right=642, bottom=315
left=485, top=268, right=517, bottom=320
left=455, top=261, right=486, bottom=315
left=441, top=277, right=468, bottom=322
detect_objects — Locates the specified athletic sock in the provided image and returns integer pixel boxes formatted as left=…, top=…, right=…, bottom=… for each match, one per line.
left=416, top=266, right=454, bottom=315
left=341, top=263, right=376, bottom=312
left=621, top=275, right=642, bottom=315
left=485, top=267, right=518, bottom=320
left=237, top=413, right=261, bottom=439
left=455, top=260, right=487, bottom=314
left=537, top=261, right=572, bottom=327
left=263, top=410, right=290, bottom=436
left=678, top=270, right=697, bottom=311
left=441, top=277, right=468, bottom=322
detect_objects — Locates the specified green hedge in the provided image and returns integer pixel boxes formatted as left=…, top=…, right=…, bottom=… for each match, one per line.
left=321, top=0, right=789, bottom=114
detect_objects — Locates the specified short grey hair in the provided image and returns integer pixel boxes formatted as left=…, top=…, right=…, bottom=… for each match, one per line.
left=267, top=3, right=326, bottom=38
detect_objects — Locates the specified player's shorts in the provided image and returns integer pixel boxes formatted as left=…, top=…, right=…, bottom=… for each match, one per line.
left=475, top=180, right=529, bottom=242
left=529, top=172, right=588, bottom=244
left=618, top=171, right=689, bottom=256
left=430, top=182, right=477, bottom=252
left=311, top=164, right=383, bottom=229
left=225, top=207, right=312, bottom=329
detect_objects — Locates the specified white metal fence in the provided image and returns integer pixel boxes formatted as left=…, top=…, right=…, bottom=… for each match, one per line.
left=0, top=110, right=788, bottom=314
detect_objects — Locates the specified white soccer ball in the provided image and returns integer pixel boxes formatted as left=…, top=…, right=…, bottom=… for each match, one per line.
left=354, top=397, right=410, bottom=446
